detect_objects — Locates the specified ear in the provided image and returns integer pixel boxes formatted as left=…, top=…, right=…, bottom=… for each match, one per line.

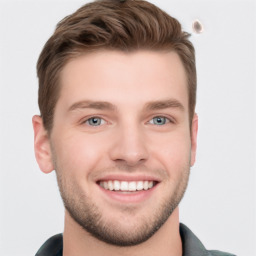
left=32, top=115, right=54, bottom=173
left=190, top=113, right=198, bottom=167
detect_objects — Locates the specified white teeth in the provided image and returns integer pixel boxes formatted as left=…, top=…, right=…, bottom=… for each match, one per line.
left=128, top=181, right=137, bottom=191
left=113, top=180, right=120, bottom=191
left=143, top=181, right=149, bottom=190
left=136, top=181, right=144, bottom=191
left=103, top=181, right=108, bottom=189
left=99, top=180, right=156, bottom=191
left=108, top=181, right=114, bottom=191
left=120, top=181, right=129, bottom=190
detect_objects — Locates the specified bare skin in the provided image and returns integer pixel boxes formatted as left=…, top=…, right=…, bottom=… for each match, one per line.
left=33, top=50, right=198, bottom=256
left=63, top=208, right=181, bottom=256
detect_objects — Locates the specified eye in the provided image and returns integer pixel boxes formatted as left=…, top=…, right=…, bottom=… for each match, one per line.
left=149, top=116, right=170, bottom=125
left=85, top=117, right=106, bottom=126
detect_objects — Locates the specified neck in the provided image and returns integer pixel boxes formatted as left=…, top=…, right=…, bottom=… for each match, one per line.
left=63, top=208, right=182, bottom=256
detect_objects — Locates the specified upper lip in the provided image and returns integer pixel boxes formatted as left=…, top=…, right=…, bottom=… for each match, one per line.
left=96, top=174, right=161, bottom=183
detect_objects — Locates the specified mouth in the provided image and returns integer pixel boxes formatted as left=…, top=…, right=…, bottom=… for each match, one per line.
left=95, top=174, right=161, bottom=203
left=98, top=180, right=158, bottom=192
left=96, top=178, right=160, bottom=203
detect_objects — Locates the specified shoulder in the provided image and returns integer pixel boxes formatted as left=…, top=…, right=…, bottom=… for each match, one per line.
left=208, top=250, right=236, bottom=256
left=180, top=223, right=236, bottom=256
left=35, top=233, right=63, bottom=256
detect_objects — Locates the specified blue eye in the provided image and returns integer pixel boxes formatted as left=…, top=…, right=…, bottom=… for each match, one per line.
left=149, top=116, right=168, bottom=125
left=86, top=117, right=105, bottom=126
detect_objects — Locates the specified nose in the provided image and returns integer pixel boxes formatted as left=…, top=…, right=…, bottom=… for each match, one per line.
left=109, top=124, right=149, bottom=167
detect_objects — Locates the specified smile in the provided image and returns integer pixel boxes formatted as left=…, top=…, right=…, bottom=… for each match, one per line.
left=99, top=180, right=157, bottom=191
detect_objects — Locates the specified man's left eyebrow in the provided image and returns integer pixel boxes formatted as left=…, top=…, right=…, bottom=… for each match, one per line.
left=144, top=99, right=185, bottom=111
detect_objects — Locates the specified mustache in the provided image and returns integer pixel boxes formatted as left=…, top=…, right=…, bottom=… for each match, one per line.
left=89, top=163, right=169, bottom=180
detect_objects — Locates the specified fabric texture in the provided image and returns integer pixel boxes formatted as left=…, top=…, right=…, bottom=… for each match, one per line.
left=35, top=234, right=63, bottom=256
left=179, top=224, right=235, bottom=256
left=35, top=223, right=236, bottom=256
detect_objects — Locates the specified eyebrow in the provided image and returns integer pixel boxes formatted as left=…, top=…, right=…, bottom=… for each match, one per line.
left=68, top=100, right=117, bottom=112
left=144, top=99, right=185, bottom=111
left=68, top=98, right=185, bottom=112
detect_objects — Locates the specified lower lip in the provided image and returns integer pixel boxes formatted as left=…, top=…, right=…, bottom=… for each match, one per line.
left=98, top=184, right=159, bottom=204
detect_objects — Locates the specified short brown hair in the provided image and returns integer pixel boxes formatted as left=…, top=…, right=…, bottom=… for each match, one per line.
left=37, top=0, right=196, bottom=132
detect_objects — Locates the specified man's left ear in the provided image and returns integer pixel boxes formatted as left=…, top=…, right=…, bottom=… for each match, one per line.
left=190, top=113, right=198, bottom=166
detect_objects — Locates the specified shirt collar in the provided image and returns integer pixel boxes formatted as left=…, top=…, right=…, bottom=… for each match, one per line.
left=180, top=223, right=212, bottom=256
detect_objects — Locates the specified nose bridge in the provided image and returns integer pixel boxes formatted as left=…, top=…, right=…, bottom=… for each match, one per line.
left=109, top=120, right=149, bottom=166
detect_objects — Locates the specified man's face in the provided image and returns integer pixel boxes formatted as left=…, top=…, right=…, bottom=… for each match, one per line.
left=34, top=50, right=197, bottom=246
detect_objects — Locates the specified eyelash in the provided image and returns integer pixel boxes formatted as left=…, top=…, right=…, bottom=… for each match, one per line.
left=148, top=116, right=173, bottom=126
left=82, top=115, right=174, bottom=127
left=83, top=116, right=106, bottom=126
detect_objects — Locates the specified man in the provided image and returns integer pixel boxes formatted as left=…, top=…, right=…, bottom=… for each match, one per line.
left=32, top=0, right=235, bottom=255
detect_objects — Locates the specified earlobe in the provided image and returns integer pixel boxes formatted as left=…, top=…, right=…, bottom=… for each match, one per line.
left=32, top=115, right=54, bottom=174
left=190, top=114, right=198, bottom=167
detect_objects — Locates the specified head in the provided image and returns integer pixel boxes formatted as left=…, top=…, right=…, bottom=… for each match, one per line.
left=33, top=0, right=198, bottom=247
left=37, top=0, right=196, bottom=133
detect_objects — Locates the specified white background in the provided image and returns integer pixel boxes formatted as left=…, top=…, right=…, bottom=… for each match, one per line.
left=0, top=0, right=255, bottom=255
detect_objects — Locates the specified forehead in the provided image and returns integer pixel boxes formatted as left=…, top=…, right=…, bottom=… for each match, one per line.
left=58, top=50, right=188, bottom=112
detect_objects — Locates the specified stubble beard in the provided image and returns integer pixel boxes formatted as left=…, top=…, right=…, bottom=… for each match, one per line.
left=54, top=162, right=190, bottom=247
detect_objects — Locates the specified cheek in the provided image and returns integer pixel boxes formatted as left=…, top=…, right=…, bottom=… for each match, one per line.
left=52, top=132, right=107, bottom=177
left=149, top=132, right=191, bottom=171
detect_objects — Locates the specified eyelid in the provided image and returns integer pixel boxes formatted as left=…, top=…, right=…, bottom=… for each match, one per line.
left=81, top=116, right=107, bottom=126
left=148, top=115, right=175, bottom=124
left=79, top=114, right=175, bottom=126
